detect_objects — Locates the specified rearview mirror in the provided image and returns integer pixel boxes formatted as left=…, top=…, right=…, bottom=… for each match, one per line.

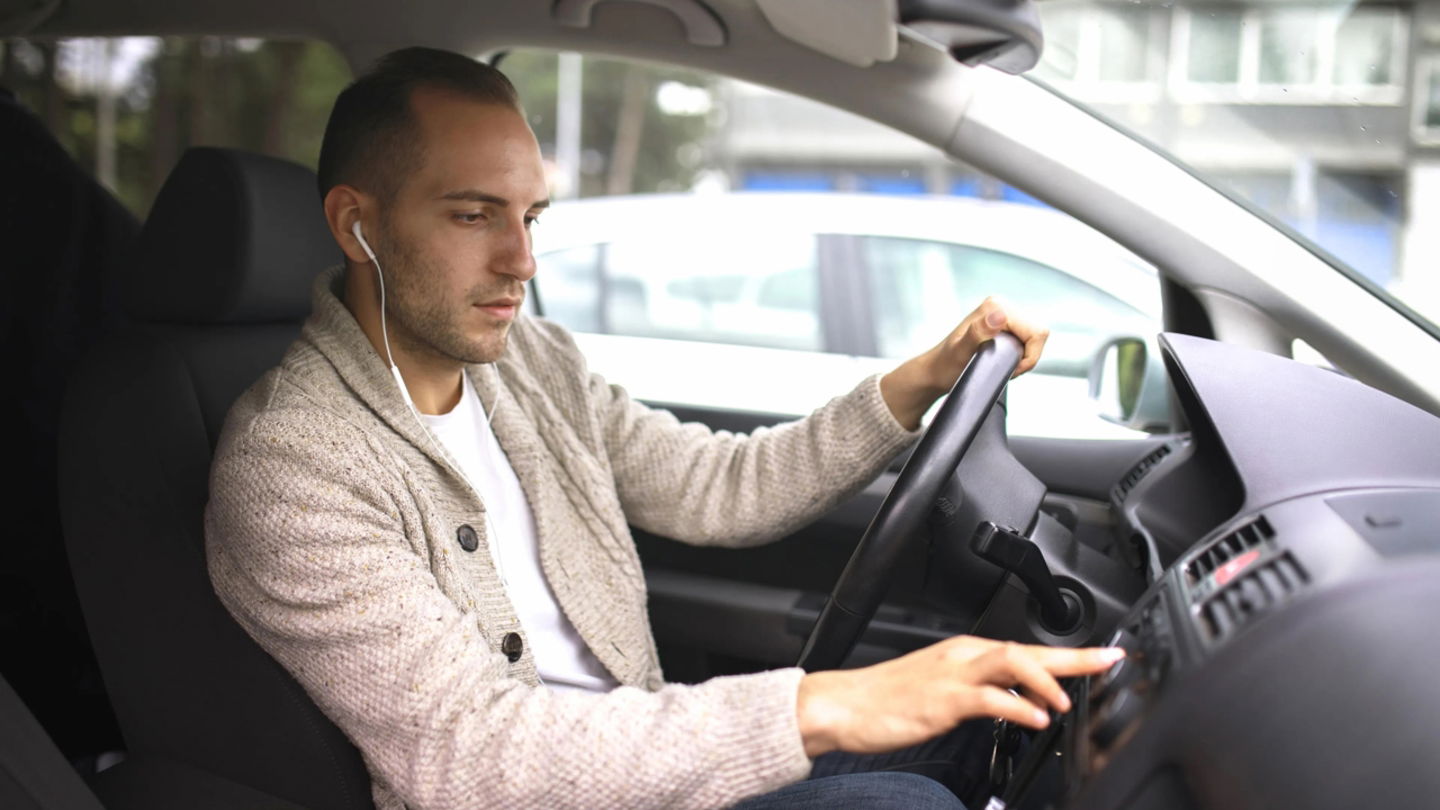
left=1089, top=337, right=1169, bottom=431
left=897, top=0, right=1044, bottom=74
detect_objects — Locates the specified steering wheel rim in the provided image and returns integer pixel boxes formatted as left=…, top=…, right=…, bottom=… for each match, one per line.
left=797, top=332, right=1025, bottom=672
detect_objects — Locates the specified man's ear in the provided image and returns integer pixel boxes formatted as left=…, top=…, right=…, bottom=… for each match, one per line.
left=324, top=184, right=371, bottom=264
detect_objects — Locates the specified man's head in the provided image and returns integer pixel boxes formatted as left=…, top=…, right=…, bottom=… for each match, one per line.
left=318, top=46, right=523, bottom=206
left=319, top=47, right=549, bottom=373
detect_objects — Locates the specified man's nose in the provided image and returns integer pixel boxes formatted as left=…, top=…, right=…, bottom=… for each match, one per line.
left=495, top=217, right=537, bottom=282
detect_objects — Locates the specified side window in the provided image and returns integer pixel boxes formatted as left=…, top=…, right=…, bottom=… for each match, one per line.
left=864, top=237, right=1158, bottom=378
left=1, top=37, right=351, bottom=217
left=507, top=50, right=1165, bottom=437
left=536, top=230, right=822, bottom=351
left=533, top=245, right=602, bottom=332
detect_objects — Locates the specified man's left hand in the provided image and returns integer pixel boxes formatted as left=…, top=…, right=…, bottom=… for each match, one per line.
left=879, top=297, right=1049, bottom=431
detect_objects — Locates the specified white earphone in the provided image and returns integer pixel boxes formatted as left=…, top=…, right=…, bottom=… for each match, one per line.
left=351, top=220, right=417, bottom=413
left=352, top=222, right=523, bottom=640
left=351, top=220, right=499, bottom=423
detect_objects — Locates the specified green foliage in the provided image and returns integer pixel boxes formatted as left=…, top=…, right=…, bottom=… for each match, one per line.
left=501, top=50, right=718, bottom=198
left=2, top=39, right=715, bottom=213
left=2, top=36, right=351, bottom=217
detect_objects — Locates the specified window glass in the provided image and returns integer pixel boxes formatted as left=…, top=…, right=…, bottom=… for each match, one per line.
left=534, top=245, right=602, bottom=332
left=1334, top=9, right=1397, bottom=86
left=1187, top=9, right=1243, bottom=83
left=1425, top=61, right=1440, bottom=132
left=537, top=231, right=822, bottom=351
left=864, top=238, right=1156, bottom=378
left=511, top=50, right=1165, bottom=437
left=1095, top=7, right=1152, bottom=82
left=1041, top=8, right=1083, bottom=81
left=1259, top=11, right=1320, bottom=86
left=1, top=37, right=350, bottom=216
left=1039, top=0, right=1432, bottom=332
left=1033, top=5, right=1158, bottom=90
left=756, top=266, right=818, bottom=312
left=609, top=231, right=820, bottom=349
left=500, top=50, right=713, bottom=198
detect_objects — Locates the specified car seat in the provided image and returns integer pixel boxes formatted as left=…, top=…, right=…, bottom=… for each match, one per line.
left=2, top=669, right=310, bottom=810
left=56, top=147, right=374, bottom=810
left=1, top=83, right=137, bottom=762
left=1, top=672, right=106, bottom=810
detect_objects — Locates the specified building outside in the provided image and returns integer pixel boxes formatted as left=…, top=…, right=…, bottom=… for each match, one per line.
left=5, top=4, right=1435, bottom=323
left=709, top=1, right=1438, bottom=322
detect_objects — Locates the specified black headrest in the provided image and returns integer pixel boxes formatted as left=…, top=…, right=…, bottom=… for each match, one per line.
left=128, top=148, right=340, bottom=324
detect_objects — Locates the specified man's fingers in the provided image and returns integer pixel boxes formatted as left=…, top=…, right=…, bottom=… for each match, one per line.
left=974, top=686, right=1051, bottom=730
left=989, top=649, right=1072, bottom=714
left=983, top=306, right=1007, bottom=333
left=957, top=300, right=1007, bottom=348
left=1000, top=314, right=1048, bottom=376
left=1020, top=329, right=1048, bottom=375
left=961, top=299, right=1047, bottom=377
left=1027, top=645, right=1127, bottom=677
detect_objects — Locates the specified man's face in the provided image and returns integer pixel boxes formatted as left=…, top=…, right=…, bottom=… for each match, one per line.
left=371, top=86, right=549, bottom=366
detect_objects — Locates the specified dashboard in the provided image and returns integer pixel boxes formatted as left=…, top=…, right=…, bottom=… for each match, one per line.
left=997, top=334, right=1440, bottom=810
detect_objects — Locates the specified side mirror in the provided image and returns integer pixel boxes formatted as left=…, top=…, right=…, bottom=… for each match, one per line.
left=1088, top=337, right=1169, bottom=431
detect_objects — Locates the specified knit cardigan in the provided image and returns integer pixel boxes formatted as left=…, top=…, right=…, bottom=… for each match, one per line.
left=205, top=265, right=918, bottom=810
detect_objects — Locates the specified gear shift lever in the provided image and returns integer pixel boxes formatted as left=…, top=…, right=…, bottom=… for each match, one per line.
left=971, top=522, right=1080, bottom=631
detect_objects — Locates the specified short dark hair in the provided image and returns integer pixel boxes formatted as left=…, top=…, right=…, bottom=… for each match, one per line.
left=316, top=46, right=521, bottom=203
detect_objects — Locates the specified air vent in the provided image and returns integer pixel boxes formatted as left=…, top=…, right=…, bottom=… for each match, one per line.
left=1185, top=515, right=1275, bottom=586
left=1196, top=551, right=1308, bottom=644
left=1112, top=443, right=1173, bottom=501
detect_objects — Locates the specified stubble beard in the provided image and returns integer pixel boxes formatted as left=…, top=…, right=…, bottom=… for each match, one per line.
left=376, top=218, right=518, bottom=366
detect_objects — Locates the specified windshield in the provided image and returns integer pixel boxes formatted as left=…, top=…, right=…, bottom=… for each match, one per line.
left=1032, top=0, right=1440, bottom=334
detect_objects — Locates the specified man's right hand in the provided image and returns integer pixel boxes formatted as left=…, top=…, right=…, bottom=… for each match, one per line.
left=795, top=635, right=1125, bottom=757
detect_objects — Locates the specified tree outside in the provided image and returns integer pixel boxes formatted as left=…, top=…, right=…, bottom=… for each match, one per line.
left=500, top=50, right=721, bottom=200
left=4, top=41, right=718, bottom=212
left=1, top=36, right=351, bottom=216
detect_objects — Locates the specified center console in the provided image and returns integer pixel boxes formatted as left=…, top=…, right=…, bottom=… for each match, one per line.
left=989, top=486, right=1440, bottom=810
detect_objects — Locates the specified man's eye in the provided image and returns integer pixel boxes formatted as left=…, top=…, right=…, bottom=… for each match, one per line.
left=525, top=215, right=541, bottom=228
left=455, top=212, right=485, bottom=224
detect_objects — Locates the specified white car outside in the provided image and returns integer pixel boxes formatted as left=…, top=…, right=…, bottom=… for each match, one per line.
left=529, top=192, right=1164, bottom=439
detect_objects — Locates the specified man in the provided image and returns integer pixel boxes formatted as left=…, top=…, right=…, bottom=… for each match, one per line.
left=205, top=47, right=1123, bottom=810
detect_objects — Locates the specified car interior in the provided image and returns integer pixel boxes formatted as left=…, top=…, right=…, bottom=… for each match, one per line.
left=5, top=1, right=1440, bottom=809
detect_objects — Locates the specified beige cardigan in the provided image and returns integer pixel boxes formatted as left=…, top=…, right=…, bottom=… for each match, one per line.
left=205, top=266, right=917, bottom=810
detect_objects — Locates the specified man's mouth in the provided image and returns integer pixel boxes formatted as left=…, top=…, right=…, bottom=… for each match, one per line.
left=475, top=297, right=522, bottom=320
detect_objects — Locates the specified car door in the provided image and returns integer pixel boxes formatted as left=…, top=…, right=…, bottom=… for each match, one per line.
left=510, top=49, right=1175, bottom=682
left=529, top=206, right=1171, bottom=683
left=609, top=235, right=1172, bottom=681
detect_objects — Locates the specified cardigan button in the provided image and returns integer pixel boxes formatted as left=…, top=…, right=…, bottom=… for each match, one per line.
left=501, top=632, right=524, bottom=662
left=456, top=524, right=479, bottom=552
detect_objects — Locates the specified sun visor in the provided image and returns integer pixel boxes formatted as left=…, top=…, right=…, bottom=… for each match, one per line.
left=756, top=0, right=900, bottom=68
left=554, top=0, right=727, bottom=47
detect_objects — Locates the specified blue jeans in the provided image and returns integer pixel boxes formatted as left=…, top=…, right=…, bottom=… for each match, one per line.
left=732, top=719, right=993, bottom=809
left=732, top=772, right=963, bottom=810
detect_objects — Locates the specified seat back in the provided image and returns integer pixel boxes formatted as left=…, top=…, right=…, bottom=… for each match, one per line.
left=1, top=84, right=138, bottom=759
left=0, top=674, right=105, bottom=810
left=57, top=148, right=374, bottom=810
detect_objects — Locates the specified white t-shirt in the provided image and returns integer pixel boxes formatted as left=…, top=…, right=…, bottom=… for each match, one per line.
left=422, top=373, right=619, bottom=693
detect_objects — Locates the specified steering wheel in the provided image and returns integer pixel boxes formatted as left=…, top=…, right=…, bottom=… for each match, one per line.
left=797, top=332, right=1024, bottom=671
